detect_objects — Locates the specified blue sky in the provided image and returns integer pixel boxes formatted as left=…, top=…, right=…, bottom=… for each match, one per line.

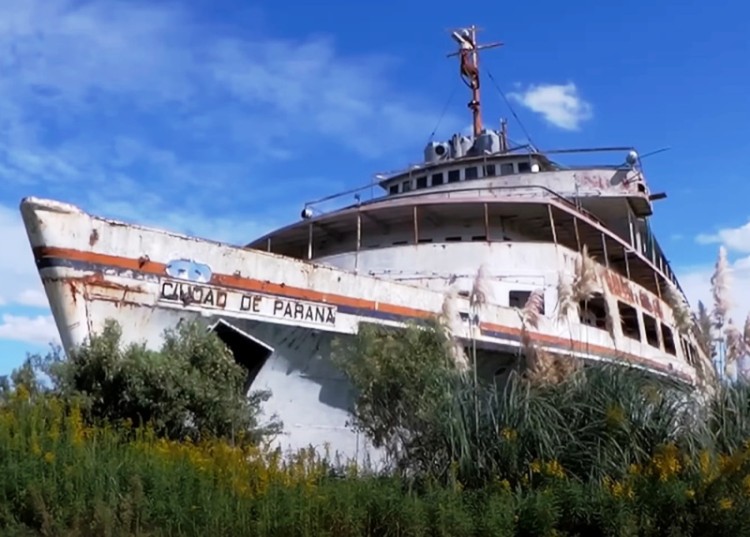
left=1, top=0, right=749, bottom=376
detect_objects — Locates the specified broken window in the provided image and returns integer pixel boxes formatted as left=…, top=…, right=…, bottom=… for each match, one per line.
left=618, top=301, right=640, bottom=341
left=509, top=290, right=545, bottom=314
left=579, top=293, right=608, bottom=330
left=389, top=184, right=399, bottom=195
left=210, top=320, right=274, bottom=393
left=642, top=313, right=660, bottom=348
left=661, top=323, right=676, bottom=356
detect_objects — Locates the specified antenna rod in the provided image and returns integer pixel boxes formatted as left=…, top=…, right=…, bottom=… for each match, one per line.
left=448, top=25, right=503, bottom=138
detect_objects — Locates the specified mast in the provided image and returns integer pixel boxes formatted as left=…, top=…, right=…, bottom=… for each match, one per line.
left=448, top=26, right=503, bottom=138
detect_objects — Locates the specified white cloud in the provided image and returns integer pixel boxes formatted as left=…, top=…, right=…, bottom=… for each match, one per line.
left=508, top=83, right=592, bottom=131
left=696, top=220, right=750, bottom=254
left=0, top=314, right=59, bottom=346
left=0, top=0, right=459, bottom=178
left=16, top=289, right=49, bottom=309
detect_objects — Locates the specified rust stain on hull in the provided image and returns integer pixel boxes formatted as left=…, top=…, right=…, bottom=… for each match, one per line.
left=44, top=273, right=149, bottom=310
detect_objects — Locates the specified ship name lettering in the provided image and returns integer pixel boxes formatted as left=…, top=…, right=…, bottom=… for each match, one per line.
left=273, top=298, right=336, bottom=325
left=239, top=294, right=263, bottom=313
left=160, top=281, right=227, bottom=308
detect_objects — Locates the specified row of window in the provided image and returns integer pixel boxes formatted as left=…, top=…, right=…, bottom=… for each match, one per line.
left=388, top=160, right=534, bottom=195
left=580, top=293, right=696, bottom=364
left=459, top=288, right=691, bottom=363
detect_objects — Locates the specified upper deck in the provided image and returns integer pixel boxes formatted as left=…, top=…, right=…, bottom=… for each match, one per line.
left=246, top=25, right=682, bottom=304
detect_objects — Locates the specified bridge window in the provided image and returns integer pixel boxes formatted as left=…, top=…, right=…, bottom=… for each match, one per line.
left=500, top=163, right=514, bottom=175
left=484, top=164, right=496, bottom=177
left=445, top=236, right=462, bottom=242
left=448, top=170, right=460, bottom=183
left=642, top=313, right=660, bottom=348
left=465, top=166, right=478, bottom=180
left=518, top=161, right=531, bottom=173
left=618, top=301, right=640, bottom=341
left=432, top=172, right=444, bottom=186
left=661, top=323, right=676, bottom=356
left=580, top=293, right=608, bottom=330
left=389, top=184, right=399, bottom=195
left=416, top=176, right=427, bottom=189
left=402, top=180, right=412, bottom=192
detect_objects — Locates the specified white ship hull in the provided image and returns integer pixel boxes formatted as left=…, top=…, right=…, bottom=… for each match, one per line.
left=21, top=196, right=699, bottom=464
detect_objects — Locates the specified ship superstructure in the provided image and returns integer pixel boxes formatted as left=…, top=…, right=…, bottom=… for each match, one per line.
left=20, top=26, right=713, bottom=464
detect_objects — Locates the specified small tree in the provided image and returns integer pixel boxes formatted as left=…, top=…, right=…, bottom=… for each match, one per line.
left=9, top=319, right=281, bottom=444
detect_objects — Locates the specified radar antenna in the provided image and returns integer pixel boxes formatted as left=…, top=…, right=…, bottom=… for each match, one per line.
left=447, top=26, right=503, bottom=138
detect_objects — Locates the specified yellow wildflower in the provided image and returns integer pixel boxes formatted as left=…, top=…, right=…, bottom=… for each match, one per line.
left=719, top=497, right=733, bottom=510
left=500, top=427, right=517, bottom=441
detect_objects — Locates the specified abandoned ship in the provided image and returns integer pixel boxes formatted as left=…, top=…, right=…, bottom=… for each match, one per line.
left=20, top=26, right=712, bottom=463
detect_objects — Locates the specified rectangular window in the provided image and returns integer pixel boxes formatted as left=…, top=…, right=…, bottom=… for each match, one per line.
left=448, top=170, right=461, bottom=183
left=618, top=302, right=640, bottom=341
left=402, top=180, right=412, bottom=192
left=483, top=164, right=496, bottom=177
left=431, top=172, right=444, bottom=186
left=661, top=323, right=676, bottom=356
left=464, top=166, right=478, bottom=180
left=416, top=176, right=427, bottom=189
left=500, top=163, right=514, bottom=175
left=580, top=293, right=608, bottom=330
left=643, top=314, right=660, bottom=348
left=389, top=184, right=399, bottom=195
left=518, top=161, right=531, bottom=173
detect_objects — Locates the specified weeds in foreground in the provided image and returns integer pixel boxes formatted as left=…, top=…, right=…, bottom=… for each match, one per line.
left=4, top=380, right=750, bottom=536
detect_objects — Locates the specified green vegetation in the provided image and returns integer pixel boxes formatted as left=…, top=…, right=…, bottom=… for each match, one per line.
left=3, top=319, right=750, bottom=535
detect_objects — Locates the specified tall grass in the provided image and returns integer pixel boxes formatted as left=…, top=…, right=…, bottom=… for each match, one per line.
left=5, top=382, right=750, bottom=536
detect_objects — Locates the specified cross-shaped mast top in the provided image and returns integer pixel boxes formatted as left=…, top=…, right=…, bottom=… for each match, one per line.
left=447, top=26, right=503, bottom=138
